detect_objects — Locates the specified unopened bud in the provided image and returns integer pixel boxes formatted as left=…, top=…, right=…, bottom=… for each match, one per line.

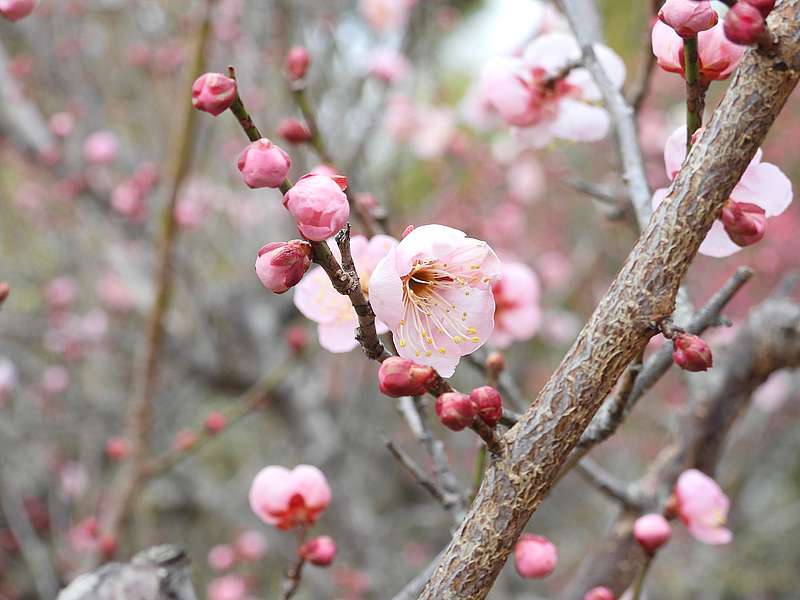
left=435, top=392, right=475, bottom=431
left=286, top=325, right=309, bottom=355
left=742, top=0, right=775, bottom=18
left=237, top=138, right=292, bottom=189
left=633, top=513, right=672, bottom=555
left=173, top=429, right=198, bottom=452
left=105, top=437, right=130, bottom=462
left=204, top=411, right=227, bottom=434
left=0, top=282, right=10, bottom=305
left=299, top=535, right=336, bottom=566
left=672, top=333, right=712, bottom=372
left=191, top=72, right=237, bottom=116
left=486, top=351, right=505, bottom=376
left=469, top=386, right=503, bottom=427
left=658, top=0, right=718, bottom=38
left=99, top=534, right=118, bottom=559
left=255, top=240, right=313, bottom=294
left=378, top=357, right=435, bottom=397
left=584, top=587, right=616, bottom=600
left=514, top=534, right=557, bottom=579
left=721, top=200, right=766, bottom=247
left=724, top=2, right=765, bottom=45
left=277, top=118, right=313, bottom=144
left=0, top=0, right=36, bottom=22
left=285, top=46, right=311, bottom=81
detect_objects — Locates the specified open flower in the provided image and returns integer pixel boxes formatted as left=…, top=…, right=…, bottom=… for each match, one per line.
left=249, top=465, right=331, bottom=530
left=652, top=20, right=744, bottom=81
left=369, top=225, right=500, bottom=377
left=479, top=32, right=625, bottom=145
left=491, top=261, right=541, bottom=348
left=294, top=235, right=398, bottom=352
left=675, top=469, right=732, bottom=545
left=652, top=125, right=792, bottom=257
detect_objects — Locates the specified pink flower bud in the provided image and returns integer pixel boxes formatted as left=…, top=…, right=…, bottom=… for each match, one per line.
left=285, top=46, right=311, bottom=81
left=99, top=535, right=118, bottom=559
left=83, top=131, right=118, bottom=165
left=0, top=0, right=36, bottom=21
left=49, top=112, right=75, bottom=138
left=721, top=200, right=766, bottom=247
left=173, top=429, right=198, bottom=451
left=584, top=587, right=616, bottom=600
left=514, top=534, right=557, bottom=579
left=286, top=325, right=309, bottom=354
left=378, top=357, right=435, bottom=397
left=204, top=411, right=227, bottom=434
left=633, top=513, right=672, bottom=554
left=105, top=437, right=130, bottom=462
left=486, top=351, right=505, bottom=375
left=255, top=240, right=312, bottom=294
left=299, top=535, right=337, bottom=566
left=469, top=386, right=502, bottom=427
left=658, top=0, right=718, bottom=38
left=743, top=0, right=775, bottom=18
left=672, top=333, right=712, bottom=372
left=724, top=2, right=765, bottom=45
left=435, top=392, right=476, bottom=431
left=0, top=282, right=10, bottom=305
left=237, top=138, right=291, bottom=189
left=675, top=469, right=732, bottom=544
left=277, top=118, right=313, bottom=144
left=191, top=72, right=237, bottom=116
left=283, top=174, right=350, bottom=241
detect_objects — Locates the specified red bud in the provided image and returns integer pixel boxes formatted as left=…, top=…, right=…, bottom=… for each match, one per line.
left=724, top=2, right=765, bottom=45
left=469, top=386, right=503, bottom=427
left=378, top=357, right=435, bottom=397
left=435, top=392, right=475, bottom=431
left=721, top=200, right=766, bottom=247
left=672, top=333, right=712, bottom=372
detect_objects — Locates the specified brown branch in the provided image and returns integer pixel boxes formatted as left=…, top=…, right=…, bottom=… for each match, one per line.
left=566, top=291, right=800, bottom=598
left=417, top=3, right=800, bottom=595
left=574, top=458, right=647, bottom=510
left=385, top=438, right=450, bottom=507
left=97, top=0, right=215, bottom=557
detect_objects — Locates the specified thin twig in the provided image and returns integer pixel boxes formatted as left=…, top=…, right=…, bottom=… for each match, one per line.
left=574, top=458, right=647, bottom=510
left=385, top=438, right=448, bottom=506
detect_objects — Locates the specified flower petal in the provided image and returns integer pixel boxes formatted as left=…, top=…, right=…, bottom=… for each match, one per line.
left=549, top=99, right=610, bottom=142
left=698, top=220, right=742, bottom=258
left=317, top=319, right=359, bottom=353
left=732, top=161, right=793, bottom=217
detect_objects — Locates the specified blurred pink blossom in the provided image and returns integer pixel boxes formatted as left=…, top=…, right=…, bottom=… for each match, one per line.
left=46, top=276, right=78, bottom=309
left=59, top=461, right=88, bottom=500
left=295, top=235, right=397, bottom=352
left=235, top=530, right=267, bottom=562
left=675, top=469, right=732, bottom=545
left=480, top=32, right=625, bottom=145
left=41, top=365, right=69, bottom=395
left=48, top=112, right=76, bottom=138
left=83, top=131, right=118, bottom=165
left=370, top=225, right=500, bottom=377
left=491, top=261, right=541, bottom=349
left=506, top=159, right=545, bottom=204
left=753, top=370, right=795, bottom=412
left=207, top=574, right=247, bottom=600
left=367, top=48, right=411, bottom=83
left=359, top=0, right=410, bottom=32
left=208, top=544, right=236, bottom=571
left=0, top=0, right=36, bottom=21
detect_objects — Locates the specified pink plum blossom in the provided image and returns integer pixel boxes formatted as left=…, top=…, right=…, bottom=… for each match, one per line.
left=675, top=469, right=733, bottom=545
left=368, top=48, right=411, bottom=83
left=480, top=32, right=625, bottom=145
left=255, top=240, right=312, bottom=294
left=359, top=0, right=410, bottom=32
left=249, top=464, right=331, bottom=530
left=491, top=261, right=541, bottom=349
left=207, top=574, right=247, bottom=600
left=283, top=174, right=350, bottom=241
left=652, top=125, right=792, bottom=257
left=633, top=513, right=672, bottom=554
left=299, top=535, right=337, bottom=566
left=208, top=544, right=236, bottom=571
left=294, top=235, right=397, bottom=352
left=652, top=20, right=745, bottom=81
left=0, top=0, right=35, bottom=21
left=83, top=131, right=118, bottom=165
left=514, top=534, right=557, bottom=579
left=369, top=224, right=500, bottom=377
left=237, top=139, right=291, bottom=189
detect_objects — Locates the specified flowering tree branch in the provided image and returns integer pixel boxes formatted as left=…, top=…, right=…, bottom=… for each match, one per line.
left=417, top=2, right=800, bottom=595
left=566, top=287, right=800, bottom=598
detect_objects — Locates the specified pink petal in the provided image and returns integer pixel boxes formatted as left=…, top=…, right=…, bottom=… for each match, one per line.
left=698, top=220, right=742, bottom=258
left=318, top=319, right=360, bottom=353
left=688, top=523, right=733, bottom=545
left=294, top=267, right=348, bottom=324
left=290, top=465, right=331, bottom=511
left=664, top=125, right=688, bottom=180
left=523, top=32, right=581, bottom=73
left=550, top=99, right=610, bottom=142
left=368, top=248, right=405, bottom=327
left=652, top=20, right=684, bottom=75
left=732, top=161, right=793, bottom=217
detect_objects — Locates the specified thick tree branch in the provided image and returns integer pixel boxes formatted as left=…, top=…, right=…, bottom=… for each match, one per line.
left=418, top=3, right=800, bottom=596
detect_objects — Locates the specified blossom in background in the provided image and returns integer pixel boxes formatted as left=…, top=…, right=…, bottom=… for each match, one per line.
left=294, top=234, right=397, bottom=352
left=369, top=224, right=500, bottom=377
left=83, top=130, right=118, bottom=165
left=652, top=20, right=744, bottom=81
left=479, top=32, right=625, bottom=145
left=249, top=464, right=331, bottom=530
left=652, top=125, right=792, bottom=257
left=207, top=574, right=247, bottom=600
left=675, top=469, right=732, bottom=544
left=0, top=357, right=18, bottom=404
left=359, top=0, right=411, bottom=32
left=490, top=261, right=542, bottom=349
left=367, top=48, right=411, bottom=83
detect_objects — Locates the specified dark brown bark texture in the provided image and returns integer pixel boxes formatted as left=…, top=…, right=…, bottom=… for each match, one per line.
left=418, top=3, right=800, bottom=598
left=566, top=292, right=800, bottom=598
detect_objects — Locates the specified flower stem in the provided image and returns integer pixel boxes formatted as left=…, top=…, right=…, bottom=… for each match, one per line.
left=683, top=37, right=707, bottom=148
left=631, top=554, right=653, bottom=600
left=471, top=444, right=487, bottom=502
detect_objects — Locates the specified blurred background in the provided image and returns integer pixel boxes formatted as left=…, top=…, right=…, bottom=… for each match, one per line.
left=1, top=0, right=799, bottom=598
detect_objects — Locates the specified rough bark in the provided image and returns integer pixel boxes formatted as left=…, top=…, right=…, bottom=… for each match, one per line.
left=418, top=3, right=800, bottom=597
left=566, top=293, right=800, bottom=598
